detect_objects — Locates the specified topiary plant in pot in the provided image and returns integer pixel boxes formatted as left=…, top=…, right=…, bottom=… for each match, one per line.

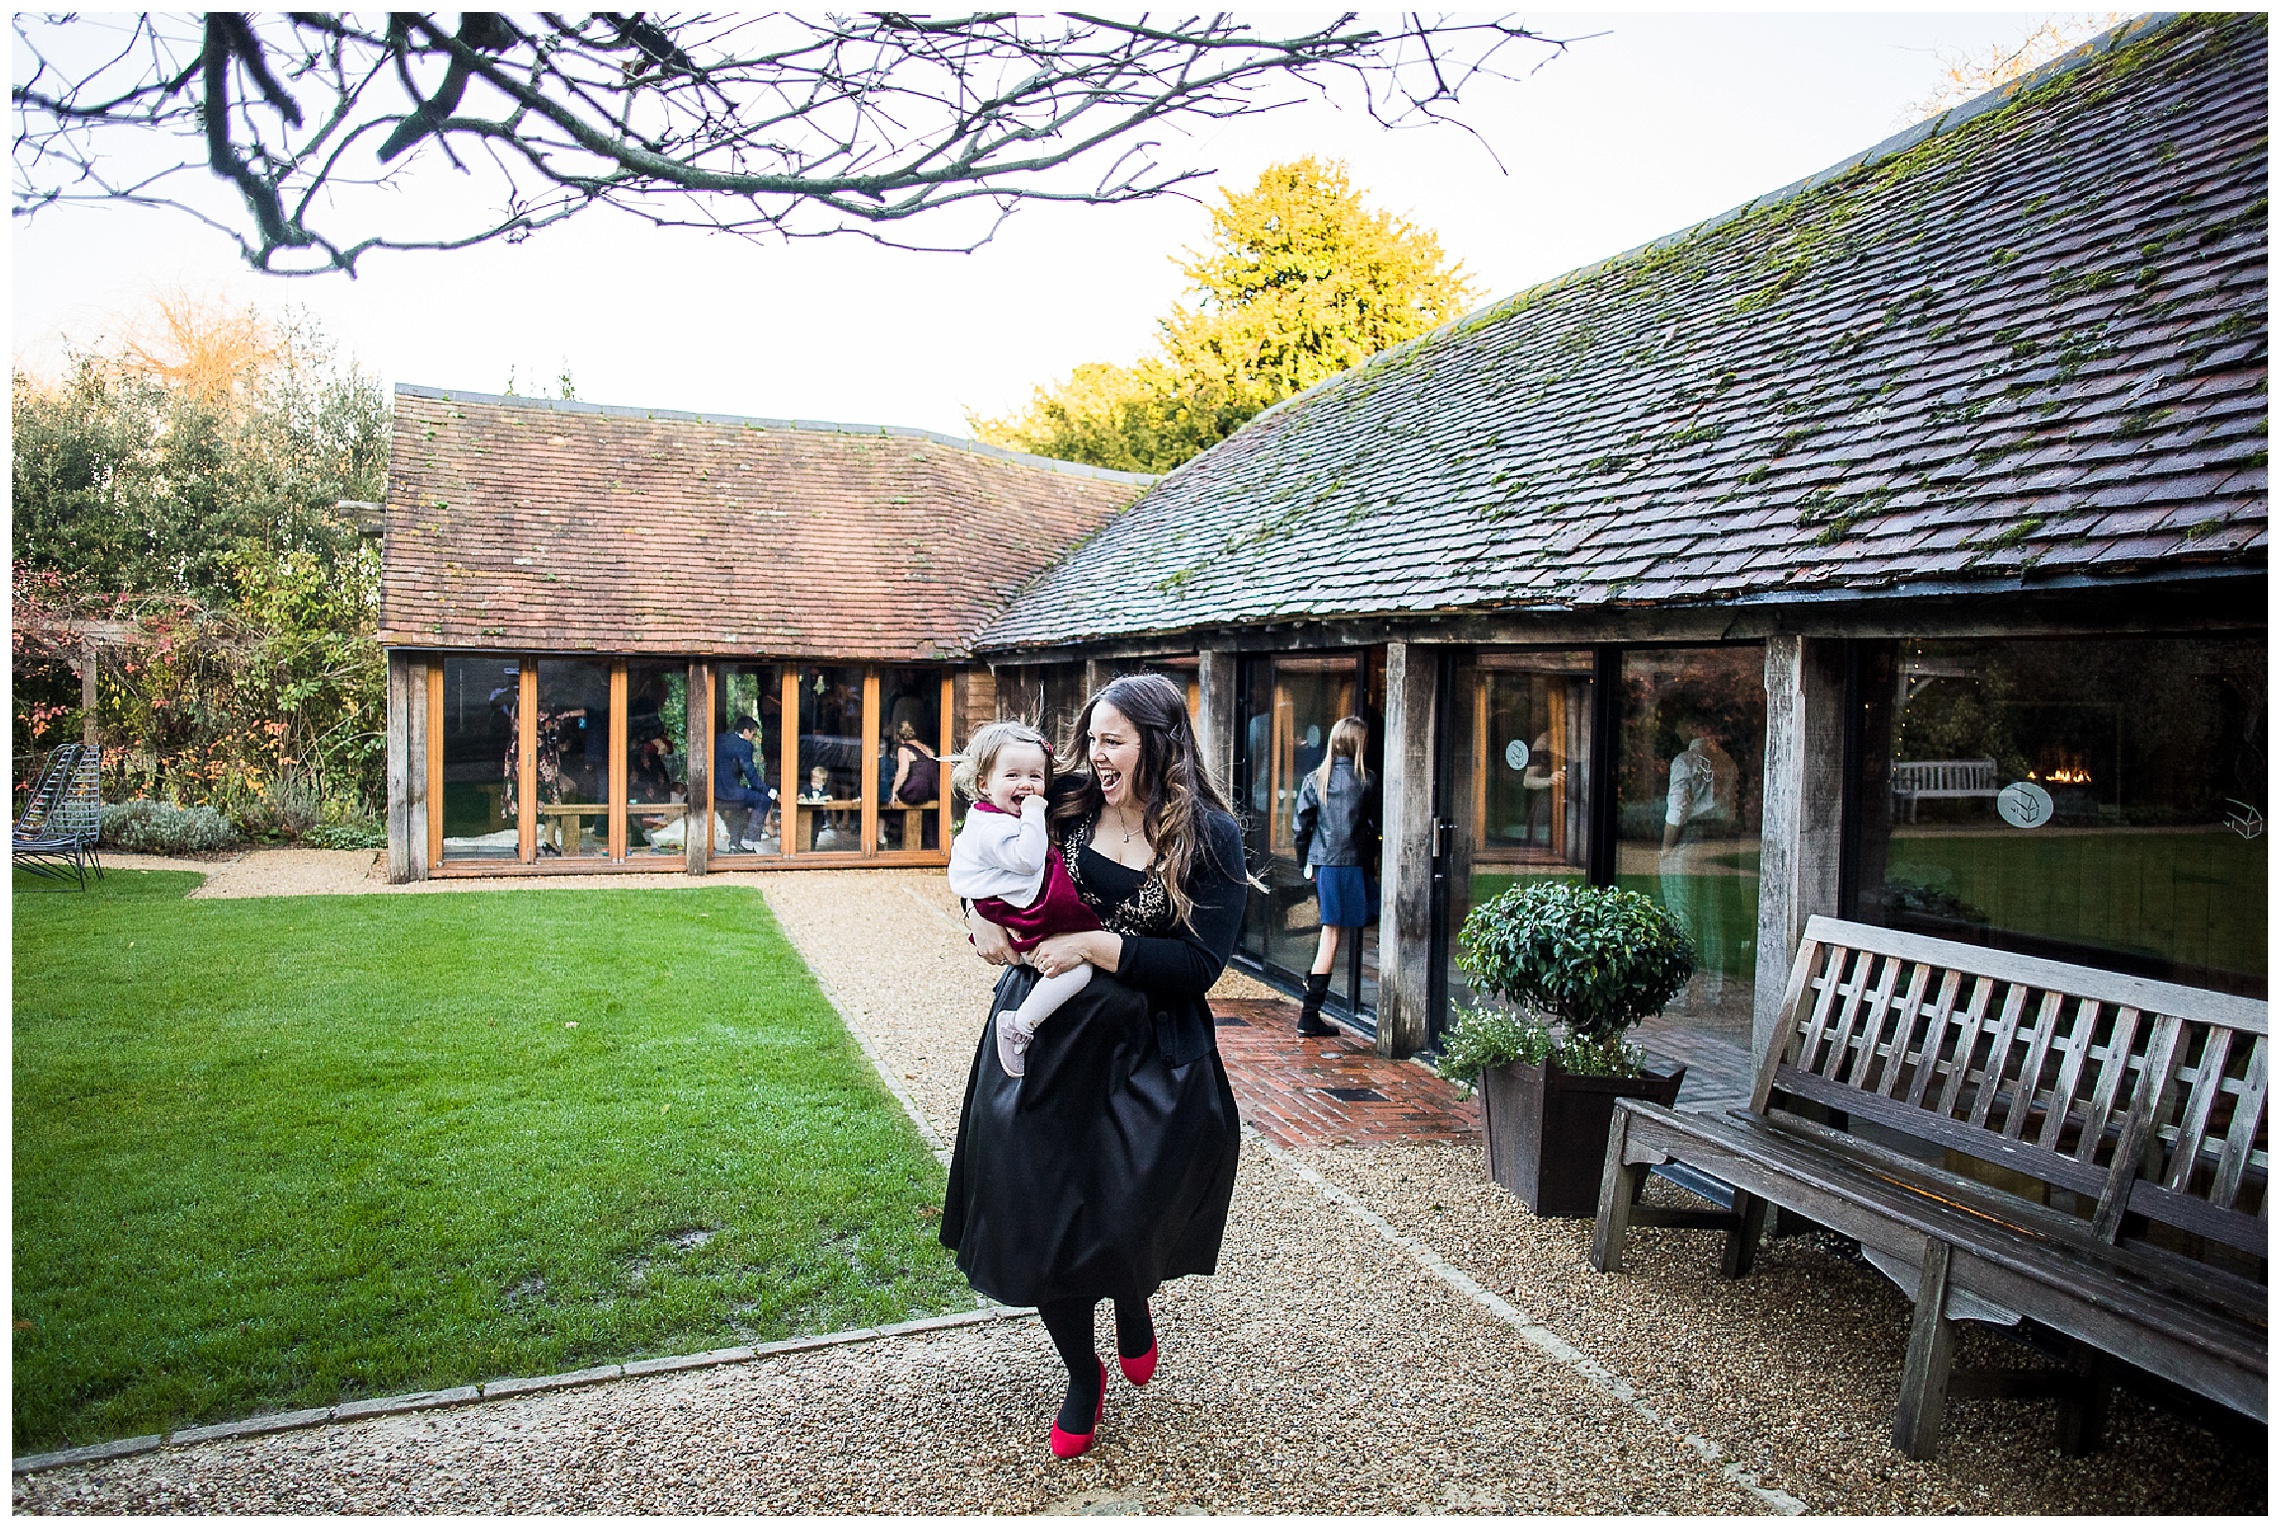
left=1439, top=880, right=1696, bottom=1217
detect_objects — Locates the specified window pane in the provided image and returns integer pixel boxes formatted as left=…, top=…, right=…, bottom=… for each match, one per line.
left=1615, top=646, right=1765, bottom=1041
left=1107, top=657, right=1200, bottom=720
left=1251, top=656, right=1359, bottom=983
left=1040, top=665, right=1087, bottom=756
left=793, top=666, right=864, bottom=853
left=624, top=663, right=690, bottom=858
left=713, top=665, right=784, bottom=857
left=880, top=668, right=944, bottom=850
left=534, top=660, right=611, bottom=859
left=1858, top=635, right=2266, bottom=992
left=1237, top=655, right=1275, bottom=962
left=440, top=656, right=520, bottom=860
left=1446, top=650, right=1595, bottom=1011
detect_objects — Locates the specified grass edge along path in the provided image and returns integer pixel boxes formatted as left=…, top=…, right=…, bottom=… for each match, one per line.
left=12, top=870, right=972, bottom=1452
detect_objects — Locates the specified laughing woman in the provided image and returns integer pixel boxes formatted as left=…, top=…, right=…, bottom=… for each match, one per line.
left=940, top=673, right=1246, bottom=1460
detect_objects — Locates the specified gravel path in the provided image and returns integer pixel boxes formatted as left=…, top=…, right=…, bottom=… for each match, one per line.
left=15, top=870, right=2261, bottom=1514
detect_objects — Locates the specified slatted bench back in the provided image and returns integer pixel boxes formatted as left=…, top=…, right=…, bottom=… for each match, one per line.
left=1754, top=916, right=2269, bottom=1261
left=1890, top=758, right=1998, bottom=796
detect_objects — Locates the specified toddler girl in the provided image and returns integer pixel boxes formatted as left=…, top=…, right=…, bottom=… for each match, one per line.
left=948, top=720, right=1103, bottom=1078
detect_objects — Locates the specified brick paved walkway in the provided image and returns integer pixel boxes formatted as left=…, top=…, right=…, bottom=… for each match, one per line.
left=1210, top=996, right=1482, bottom=1149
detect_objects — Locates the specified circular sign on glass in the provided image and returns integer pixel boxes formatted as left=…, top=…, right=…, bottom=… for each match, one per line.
left=1996, top=780, right=2055, bottom=830
left=1504, top=738, right=1531, bottom=772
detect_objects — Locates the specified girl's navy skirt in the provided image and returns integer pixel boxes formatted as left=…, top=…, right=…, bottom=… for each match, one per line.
left=1315, top=864, right=1377, bottom=928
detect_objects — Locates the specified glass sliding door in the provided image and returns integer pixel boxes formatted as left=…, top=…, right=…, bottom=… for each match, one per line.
left=1613, top=646, right=1765, bottom=1042
left=792, top=665, right=865, bottom=853
left=1444, top=650, right=1596, bottom=1011
left=1853, top=635, right=2266, bottom=992
left=533, top=660, right=612, bottom=859
left=439, top=656, right=521, bottom=861
left=1234, top=653, right=1378, bottom=1015
left=880, top=667, right=946, bottom=850
left=623, top=662, right=691, bottom=858
left=712, top=664, right=785, bottom=857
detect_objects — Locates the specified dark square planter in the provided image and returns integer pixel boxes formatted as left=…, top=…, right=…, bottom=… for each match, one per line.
left=1479, top=1056, right=1686, bottom=1218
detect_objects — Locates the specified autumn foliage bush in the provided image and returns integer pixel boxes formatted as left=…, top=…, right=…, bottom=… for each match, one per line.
left=12, top=299, right=389, bottom=833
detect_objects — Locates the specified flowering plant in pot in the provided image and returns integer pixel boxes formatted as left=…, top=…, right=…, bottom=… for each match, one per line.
left=1437, top=881, right=1695, bottom=1217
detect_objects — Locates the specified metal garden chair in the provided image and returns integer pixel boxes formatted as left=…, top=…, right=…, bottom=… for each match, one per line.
left=13, top=744, right=103, bottom=888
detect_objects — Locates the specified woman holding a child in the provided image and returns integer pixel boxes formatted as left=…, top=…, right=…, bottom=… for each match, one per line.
left=939, top=673, right=1246, bottom=1460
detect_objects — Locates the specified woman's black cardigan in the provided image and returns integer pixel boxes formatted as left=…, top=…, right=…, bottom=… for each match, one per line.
left=1100, top=808, right=1247, bottom=1067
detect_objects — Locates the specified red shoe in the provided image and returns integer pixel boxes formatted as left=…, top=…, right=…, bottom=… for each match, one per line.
left=1049, top=1358, right=1107, bottom=1459
left=1118, top=1340, right=1158, bottom=1387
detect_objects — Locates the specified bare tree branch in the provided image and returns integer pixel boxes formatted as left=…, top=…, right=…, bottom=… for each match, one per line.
left=13, top=11, right=1568, bottom=274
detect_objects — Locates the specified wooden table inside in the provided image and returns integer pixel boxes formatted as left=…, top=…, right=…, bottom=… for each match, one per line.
left=535, top=800, right=608, bottom=856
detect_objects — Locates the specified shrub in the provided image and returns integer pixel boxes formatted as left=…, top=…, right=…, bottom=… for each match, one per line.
left=230, top=775, right=321, bottom=841
left=1434, top=1004, right=1648, bottom=1087
left=1456, top=880, right=1696, bottom=1044
left=99, top=800, right=239, bottom=854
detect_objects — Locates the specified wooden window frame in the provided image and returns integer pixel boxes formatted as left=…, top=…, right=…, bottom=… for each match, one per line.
left=423, top=652, right=960, bottom=874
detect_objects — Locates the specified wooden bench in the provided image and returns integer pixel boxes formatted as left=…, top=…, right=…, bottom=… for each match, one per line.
left=1890, top=757, right=1999, bottom=821
left=1591, top=914, right=2266, bottom=1459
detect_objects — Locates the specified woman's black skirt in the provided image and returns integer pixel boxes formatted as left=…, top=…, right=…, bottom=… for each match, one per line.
left=940, top=964, right=1242, bottom=1308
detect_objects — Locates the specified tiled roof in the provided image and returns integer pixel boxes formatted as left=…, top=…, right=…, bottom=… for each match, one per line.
left=978, top=12, right=2268, bottom=652
left=379, top=387, right=1147, bottom=658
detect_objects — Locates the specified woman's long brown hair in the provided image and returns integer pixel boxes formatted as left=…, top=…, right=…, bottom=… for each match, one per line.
left=1048, top=673, right=1237, bottom=928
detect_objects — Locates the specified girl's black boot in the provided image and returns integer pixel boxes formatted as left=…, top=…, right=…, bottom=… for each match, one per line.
left=1296, top=971, right=1336, bottom=1036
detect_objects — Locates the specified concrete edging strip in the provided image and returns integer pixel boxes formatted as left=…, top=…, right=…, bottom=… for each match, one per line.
left=1247, top=1126, right=1810, bottom=1516
left=12, top=1305, right=1031, bottom=1476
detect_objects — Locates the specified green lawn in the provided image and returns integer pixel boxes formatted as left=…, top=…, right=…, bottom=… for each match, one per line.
left=1887, top=829, right=2265, bottom=977
left=13, top=871, right=967, bottom=1451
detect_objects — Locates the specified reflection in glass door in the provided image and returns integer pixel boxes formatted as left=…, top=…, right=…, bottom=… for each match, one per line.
left=1234, top=653, right=1380, bottom=1019
left=1853, top=635, right=2266, bottom=991
left=624, top=663, right=690, bottom=858
left=534, top=659, right=612, bottom=859
left=1443, top=651, right=1595, bottom=1012
left=793, top=666, right=865, bottom=853
left=439, top=656, right=521, bottom=861
left=1614, top=646, right=1766, bottom=1043
left=879, top=667, right=946, bottom=850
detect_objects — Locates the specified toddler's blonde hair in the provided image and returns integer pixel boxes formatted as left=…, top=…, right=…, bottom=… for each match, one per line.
left=953, top=718, right=1053, bottom=802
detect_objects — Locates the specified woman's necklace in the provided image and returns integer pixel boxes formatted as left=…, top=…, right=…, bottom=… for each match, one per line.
left=1108, top=802, right=1141, bottom=845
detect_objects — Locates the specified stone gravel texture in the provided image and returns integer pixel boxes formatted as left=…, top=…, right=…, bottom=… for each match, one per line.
left=16, top=867, right=2261, bottom=1514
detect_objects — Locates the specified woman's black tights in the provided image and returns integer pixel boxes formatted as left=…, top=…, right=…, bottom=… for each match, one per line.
left=1036, top=1296, right=1155, bottom=1432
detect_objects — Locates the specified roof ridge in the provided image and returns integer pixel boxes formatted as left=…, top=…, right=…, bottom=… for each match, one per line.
left=1239, top=12, right=2188, bottom=435
left=390, top=382, right=1159, bottom=487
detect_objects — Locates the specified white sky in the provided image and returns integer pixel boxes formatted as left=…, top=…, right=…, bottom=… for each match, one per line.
left=12, top=11, right=2097, bottom=438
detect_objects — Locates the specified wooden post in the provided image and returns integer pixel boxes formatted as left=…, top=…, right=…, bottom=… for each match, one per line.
left=1195, top=649, right=1238, bottom=806
left=403, top=659, right=430, bottom=880
left=1754, top=635, right=1847, bottom=1060
left=1083, top=657, right=1104, bottom=700
left=685, top=663, right=712, bottom=875
left=386, top=651, right=414, bottom=883
left=424, top=663, right=443, bottom=872
left=80, top=632, right=99, bottom=748
left=1376, top=640, right=1438, bottom=1058
left=860, top=668, right=881, bottom=856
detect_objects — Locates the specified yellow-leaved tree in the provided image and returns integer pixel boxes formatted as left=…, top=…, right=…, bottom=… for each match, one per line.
left=974, top=157, right=1479, bottom=473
